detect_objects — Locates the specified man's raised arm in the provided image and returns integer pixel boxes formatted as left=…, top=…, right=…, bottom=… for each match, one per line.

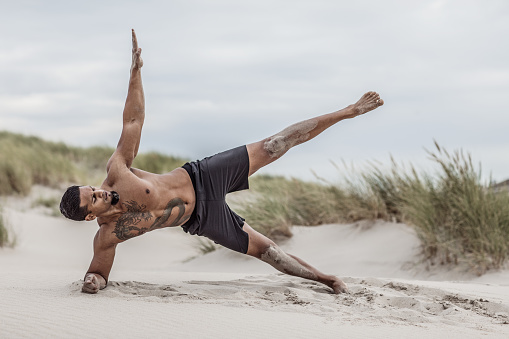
left=108, top=29, right=145, bottom=171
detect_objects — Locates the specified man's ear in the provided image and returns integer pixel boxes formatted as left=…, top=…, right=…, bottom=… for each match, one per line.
left=85, top=213, right=96, bottom=221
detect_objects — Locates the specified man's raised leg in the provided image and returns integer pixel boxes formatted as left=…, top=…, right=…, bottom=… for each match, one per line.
left=241, top=91, right=383, bottom=292
left=246, top=91, right=383, bottom=176
left=243, top=223, right=348, bottom=294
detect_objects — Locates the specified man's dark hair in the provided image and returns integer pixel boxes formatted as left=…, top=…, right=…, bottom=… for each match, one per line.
left=60, top=185, right=89, bottom=221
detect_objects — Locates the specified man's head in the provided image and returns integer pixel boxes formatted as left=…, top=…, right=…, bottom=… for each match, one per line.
left=60, top=185, right=120, bottom=221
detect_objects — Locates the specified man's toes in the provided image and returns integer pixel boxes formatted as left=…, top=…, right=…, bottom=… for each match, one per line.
left=378, top=99, right=384, bottom=106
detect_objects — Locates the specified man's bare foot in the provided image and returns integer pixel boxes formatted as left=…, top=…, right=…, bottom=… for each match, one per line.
left=328, top=276, right=348, bottom=294
left=351, top=91, right=384, bottom=117
left=131, top=29, right=143, bottom=71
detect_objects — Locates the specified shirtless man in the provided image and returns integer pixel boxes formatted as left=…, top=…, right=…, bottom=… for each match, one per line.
left=59, top=30, right=384, bottom=295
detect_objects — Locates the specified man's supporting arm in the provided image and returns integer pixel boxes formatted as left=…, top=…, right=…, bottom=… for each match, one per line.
left=82, top=230, right=117, bottom=294
left=107, top=29, right=145, bottom=172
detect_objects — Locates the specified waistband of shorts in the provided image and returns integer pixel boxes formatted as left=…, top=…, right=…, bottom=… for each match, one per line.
left=182, top=162, right=197, bottom=227
left=182, top=162, right=196, bottom=189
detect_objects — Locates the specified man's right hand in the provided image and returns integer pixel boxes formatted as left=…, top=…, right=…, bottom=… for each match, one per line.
left=131, top=29, right=143, bottom=71
left=82, top=273, right=103, bottom=294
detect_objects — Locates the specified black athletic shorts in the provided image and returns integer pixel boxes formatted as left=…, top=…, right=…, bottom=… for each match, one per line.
left=181, top=145, right=250, bottom=254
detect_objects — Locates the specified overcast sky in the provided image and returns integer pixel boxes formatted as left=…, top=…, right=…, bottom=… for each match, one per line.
left=1, top=0, right=508, bottom=182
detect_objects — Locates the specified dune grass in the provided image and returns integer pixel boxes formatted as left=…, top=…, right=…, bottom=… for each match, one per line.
left=238, top=175, right=346, bottom=239
left=240, top=143, right=509, bottom=273
left=394, top=145, right=509, bottom=273
left=0, top=132, right=79, bottom=195
left=2, top=130, right=508, bottom=272
left=0, top=206, right=15, bottom=248
left=0, top=207, right=7, bottom=247
left=0, top=131, right=188, bottom=196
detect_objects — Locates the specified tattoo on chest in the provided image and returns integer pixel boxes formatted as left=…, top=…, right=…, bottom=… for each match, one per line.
left=113, top=198, right=187, bottom=241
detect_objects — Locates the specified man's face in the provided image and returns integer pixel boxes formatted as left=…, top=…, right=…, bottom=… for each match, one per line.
left=79, top=186, right=120, bottom=220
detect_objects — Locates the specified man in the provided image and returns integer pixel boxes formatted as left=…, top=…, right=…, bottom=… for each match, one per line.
left=60, top=30, right=384, bottom=295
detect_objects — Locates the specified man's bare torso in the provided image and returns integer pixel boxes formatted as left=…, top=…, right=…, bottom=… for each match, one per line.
left=97, top=167, right=195, bottom=245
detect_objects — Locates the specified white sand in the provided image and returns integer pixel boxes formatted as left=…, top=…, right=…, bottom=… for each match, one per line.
left=1, top=188, right=509, bottom=338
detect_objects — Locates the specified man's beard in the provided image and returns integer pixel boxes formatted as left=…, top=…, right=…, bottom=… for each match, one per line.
left=111, top=191, right=120, bottom=205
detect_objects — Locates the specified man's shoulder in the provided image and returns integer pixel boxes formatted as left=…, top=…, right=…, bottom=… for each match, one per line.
left=104, top=159, right=137, bottom=186
left=95, top=221, right=123, bottom=246
left=107, top=153, right=130, bottom=171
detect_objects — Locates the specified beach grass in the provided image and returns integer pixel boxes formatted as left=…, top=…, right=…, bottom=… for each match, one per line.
left=241, top=143, right=509, bottom=273
left=394, top=144, right=509, bottom=273
left=238, top=175, right=346, bottom=239
left=0, top=206, right=15, bottom=248
left=2, top=130, right=508, bottom=272
left=196, top=238, right=219, bottom=254
left=0, top=131, right=188, bottom=196
left=0, top=207, right=7, bottom=247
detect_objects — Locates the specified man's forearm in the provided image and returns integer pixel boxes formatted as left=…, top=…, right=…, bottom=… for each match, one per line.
left=123, top=67, right=145, bottom=124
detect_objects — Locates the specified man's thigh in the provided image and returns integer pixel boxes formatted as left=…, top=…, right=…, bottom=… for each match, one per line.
left=246, top=140, right=275, bottom=177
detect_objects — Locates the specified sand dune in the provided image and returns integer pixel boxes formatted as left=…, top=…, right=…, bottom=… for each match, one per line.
left=1, top=189, right=509, bottom=338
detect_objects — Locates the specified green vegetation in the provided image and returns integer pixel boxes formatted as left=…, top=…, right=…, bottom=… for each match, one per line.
left=238, top=175, right=346, bottom=239
left=0, top=131, right=188, bottom=196
left=0, top=207, right=7, bottom=247
left=240, top=143, right=509, bottom=273
left=2, top=130, right=508, bottom=273
left=0, top=132, right=78, bottom=195
left=31, top=196, right=61, bottom=217
left=390, top=144, right=509, bottom=274
left=196, top=238, right=218, bottom=255
left=0, top=206, right=15, bottom=248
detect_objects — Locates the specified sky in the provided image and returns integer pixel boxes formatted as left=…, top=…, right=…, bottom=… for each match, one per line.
left=1, top=0, right=508, bottom=182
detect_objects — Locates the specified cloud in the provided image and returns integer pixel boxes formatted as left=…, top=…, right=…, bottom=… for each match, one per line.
left=1, top=0, right=508, bottom=181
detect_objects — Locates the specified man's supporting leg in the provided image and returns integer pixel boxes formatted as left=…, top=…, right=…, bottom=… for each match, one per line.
left=246, top=91, right=383, bottom=176
left=243, top=223, right=348, bottom=294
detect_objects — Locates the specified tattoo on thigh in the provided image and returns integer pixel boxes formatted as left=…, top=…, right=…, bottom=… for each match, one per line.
left=113, top=198, right=187, bottom=240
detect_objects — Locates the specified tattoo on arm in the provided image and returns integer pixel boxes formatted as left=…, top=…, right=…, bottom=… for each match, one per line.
left=112, top=198, right=187, bottom=241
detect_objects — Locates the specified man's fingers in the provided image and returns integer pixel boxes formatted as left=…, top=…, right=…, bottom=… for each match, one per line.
left=132, top=29, right=138, bottom=51
left=85, top=274, right=98, bottom=285
left=82, top=286, right=98, bottom=294
left=82, top=278, right=99, bottom=294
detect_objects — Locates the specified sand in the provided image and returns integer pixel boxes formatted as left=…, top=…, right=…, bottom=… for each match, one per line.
left=1, top=187, right=508, bottom=338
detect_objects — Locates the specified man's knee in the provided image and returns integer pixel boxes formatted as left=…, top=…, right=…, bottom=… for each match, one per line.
left=263, top=136, right=289, bottom=159
left=244, top=223, right=277, bottom=258
left=247, top=239, right=277, bottom=258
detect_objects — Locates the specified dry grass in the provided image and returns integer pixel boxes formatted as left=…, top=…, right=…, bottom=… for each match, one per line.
left=241, top=143, right=509, bottom=273
left=0, top=206, right=15, bottom=248
left=2, top=131, right=508, bottom=272
left=0, top=131, right=188, bottom=196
